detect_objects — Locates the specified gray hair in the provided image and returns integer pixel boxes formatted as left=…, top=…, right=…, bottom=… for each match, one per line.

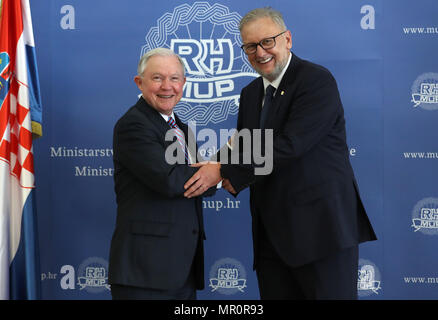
left=137, top=48, right=186, bottom=76
left=239, top=7, right=287, bottom=32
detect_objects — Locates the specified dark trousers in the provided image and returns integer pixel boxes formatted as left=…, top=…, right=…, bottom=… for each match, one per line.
left=256, top=224, right=358, bottom=300
left=111, top=266, right=197, bottom=300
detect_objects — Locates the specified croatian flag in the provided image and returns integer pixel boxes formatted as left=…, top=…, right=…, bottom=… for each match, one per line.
left=0, top=0, right=42, bottom=299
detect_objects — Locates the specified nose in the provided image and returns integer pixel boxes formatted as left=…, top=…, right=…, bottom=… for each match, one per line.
left=255, top=44, right=268, bottom=56
left=160, top=77, right=172, bottom=90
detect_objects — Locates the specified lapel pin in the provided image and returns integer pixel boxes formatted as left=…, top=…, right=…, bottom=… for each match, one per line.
left=280, top=90, right=285, bottom=96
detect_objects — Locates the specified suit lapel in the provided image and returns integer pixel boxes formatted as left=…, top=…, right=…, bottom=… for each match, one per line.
left=263, top=53, right=300, bottom=129
left=135, top=97, right=178, bottom=154
left=137, top=98, right=197, bottom=165
left=136, top=97, right=169, bottom=132
left=245, top=79, right=264, bottom=130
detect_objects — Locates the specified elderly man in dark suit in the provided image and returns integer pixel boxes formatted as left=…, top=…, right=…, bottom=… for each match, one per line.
left=108, top=48, right=219, bottom=300
left=184, top=7, right=377, bottom=299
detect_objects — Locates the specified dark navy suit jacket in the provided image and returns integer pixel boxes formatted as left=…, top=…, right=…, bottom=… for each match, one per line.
left=220, top=53, right=377, bottom=269
left=108, top=97, right=213, bottom=291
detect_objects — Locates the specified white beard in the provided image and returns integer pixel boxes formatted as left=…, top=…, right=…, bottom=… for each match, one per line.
left=255, top=58, right=287, bottom=82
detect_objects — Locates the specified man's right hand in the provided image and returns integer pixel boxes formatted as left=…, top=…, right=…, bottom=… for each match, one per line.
left=222, top=178, right=236, bottom=195
left=184, top=162, right=222, bottom=198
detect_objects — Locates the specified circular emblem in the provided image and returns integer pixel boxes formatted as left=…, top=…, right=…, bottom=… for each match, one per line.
left=209, top=257, right=247, bottom=295
left=358, top=259, right=382, bottom=297
left=140, top=2, right=258, bottom=126
left=411, top=72, right=438, bottom=110
left=77, top=256, right=110, bottom=294
left=411, top=197, right=438, bottom=235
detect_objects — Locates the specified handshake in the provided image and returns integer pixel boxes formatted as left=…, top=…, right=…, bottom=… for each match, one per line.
left=183, top=161, right=236, bottom=198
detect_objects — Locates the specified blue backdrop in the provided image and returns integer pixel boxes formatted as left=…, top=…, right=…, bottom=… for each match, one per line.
left=30, top=0, right=438, bottom=299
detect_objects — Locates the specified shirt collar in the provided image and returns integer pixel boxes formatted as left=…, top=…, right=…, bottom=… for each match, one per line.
left=160, top=111, right=175, bottom=123
left=262, top=52, right=292, bottom=94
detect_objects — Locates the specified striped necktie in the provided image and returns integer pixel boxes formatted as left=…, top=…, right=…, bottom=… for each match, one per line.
left=167, top=116, right=191, bottom=163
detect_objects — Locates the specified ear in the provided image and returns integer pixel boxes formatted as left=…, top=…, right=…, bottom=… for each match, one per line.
left=285, top=30, right=292, bottom=50
left=134, top=75, right=142, bottom=89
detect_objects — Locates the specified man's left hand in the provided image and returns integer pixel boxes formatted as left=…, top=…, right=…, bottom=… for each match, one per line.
left=184, top=162, right=222, bottom=198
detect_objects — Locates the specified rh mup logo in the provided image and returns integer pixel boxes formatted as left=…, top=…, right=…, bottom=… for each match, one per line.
left=411, top=72, right=438, bottom=110
left=140, top=2, right=258, bottom=126
left=411, top=197, right=438, bottom=235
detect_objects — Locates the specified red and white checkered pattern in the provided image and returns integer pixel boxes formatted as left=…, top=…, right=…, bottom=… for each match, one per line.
left=0, top=66, right=35, bottom=190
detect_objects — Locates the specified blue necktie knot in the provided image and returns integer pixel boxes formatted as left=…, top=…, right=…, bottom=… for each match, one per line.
left=265, top=85, right=275, bottom=98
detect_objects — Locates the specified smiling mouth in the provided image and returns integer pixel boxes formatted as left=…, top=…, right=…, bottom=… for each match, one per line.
left=157, top=94, right=174, bottom=99
left=257, top=56, right=273, bottom=64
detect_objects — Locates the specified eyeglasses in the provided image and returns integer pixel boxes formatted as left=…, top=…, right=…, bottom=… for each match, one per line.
left=240, top=30, right=287, bottom=55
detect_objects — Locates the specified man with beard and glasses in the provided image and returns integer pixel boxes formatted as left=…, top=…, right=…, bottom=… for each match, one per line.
left=184, top=7, right=377, bottom=300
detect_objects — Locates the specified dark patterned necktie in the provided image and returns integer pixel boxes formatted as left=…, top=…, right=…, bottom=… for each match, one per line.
left=260, top=85, right=275, bottom=128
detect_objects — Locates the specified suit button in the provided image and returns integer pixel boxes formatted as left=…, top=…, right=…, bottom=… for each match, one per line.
left=192, top=229, right=198, bottom=235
